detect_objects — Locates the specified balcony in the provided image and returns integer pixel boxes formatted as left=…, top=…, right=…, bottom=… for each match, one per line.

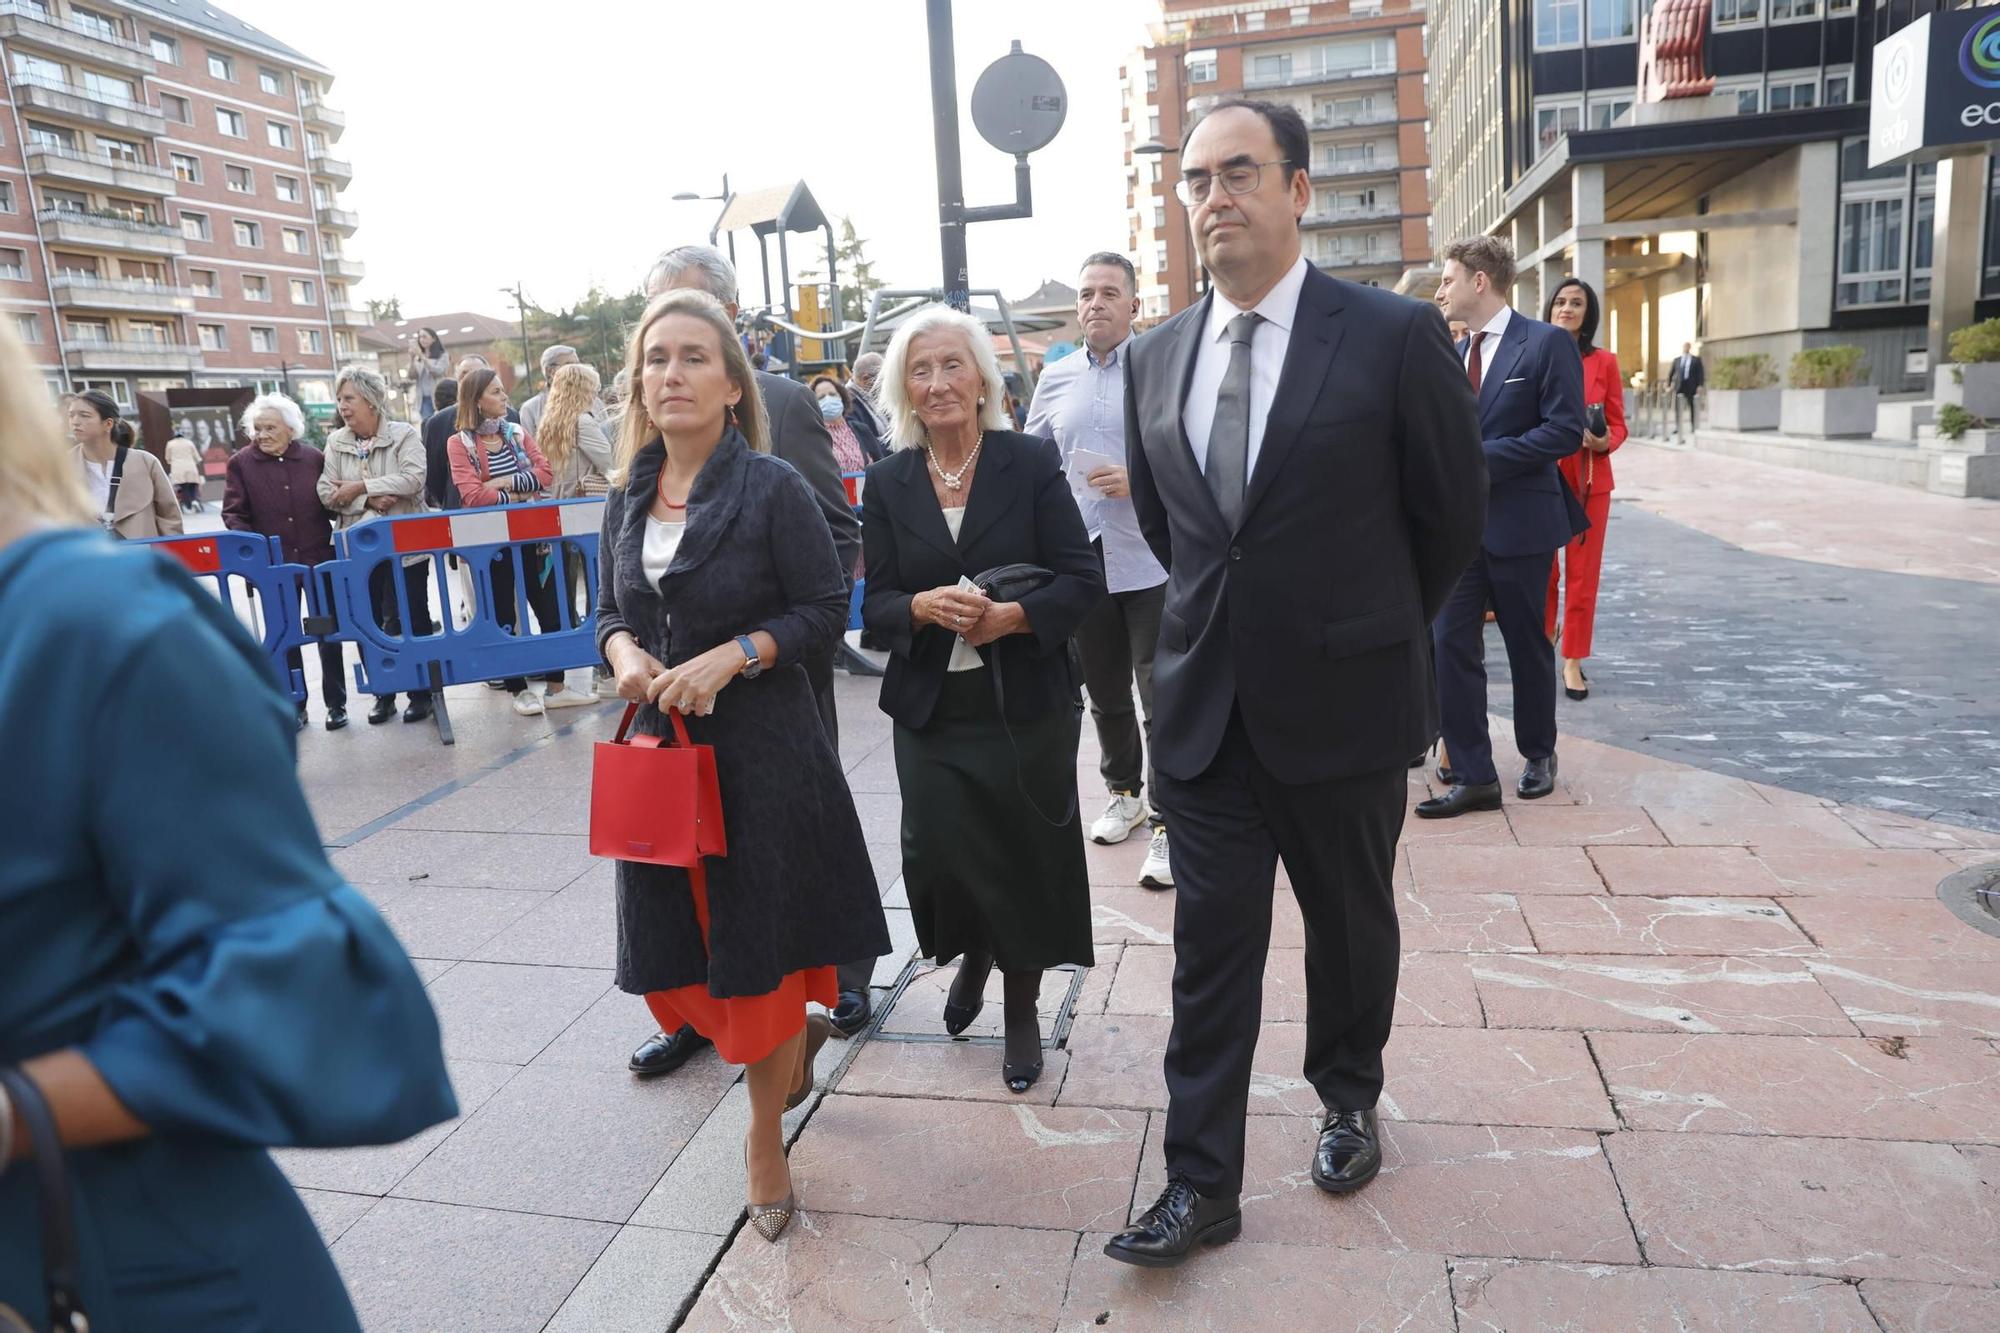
left=316, top=203, right=359, bottom=234
left=1243, top=62, right=1399, bottom=92
left=1302, top=203, right=1403, bottom=229
left=64, top=339, right=201, bottom=373
left=330, top=304, right=372, bottom=330
left=0, top=2, right=157, bottom=76
left=50, top=274, right=195, bottom=315
left=322, top=255, right=365, bottom=282
left=37, top=208, right=185, bottom=257
left=301, top=96, right=346, bottom=138
left=24, top=144, right=175, bottom=197
left=308, top=148, right=353, bottom=185
left=14, top=76, right=166, bottom=136
left=1310, top=157, right=1401, bottom=182
left=1312, top=106, right=1398, bottom=131
left=1311, top=251, right=1404, bottom=274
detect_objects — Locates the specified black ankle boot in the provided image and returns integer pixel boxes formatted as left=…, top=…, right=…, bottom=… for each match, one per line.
left=943, top=949, right=993, bottom=1036
left=1001, top=970, right=1044, bottom=1093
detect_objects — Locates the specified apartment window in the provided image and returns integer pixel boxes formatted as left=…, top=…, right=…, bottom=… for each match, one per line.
left=170, top=153, right=200, bottom=183
left=1536, top=0, right=1583, bottom=48
left=1714, top=0, right=1760, bottom=22
left=103, top=198, right=151, bottom=225
left=1829, top=0, right=1854, bottom=10
left=25, top=121, right=74, bottom=152
left=198, top=323, right=226, bottom=351
left=1244, top=11, right=1265, bottom=29
left=160, top=93, right=192, bottom=124
left=1534, top=100, right=1583, bottom=155
left=1145, top=68, right=1157, bottom=93
left=99, top=137, right=140, bottom=164
left=328, top=282, right=349, bottom=307
left=296, top=328, right=323, bottom=355
left=243, top=275, right=269, bottom=302
left=306, top=130, right=325, bottom=154
left=250, top=326, right=277, bottom=353
left=81, top=72, right=133, bottom=104
left=1587, top=0, right=1636, bottom=42
left=209, top=52, right=235, bottom=81
left=217, top=107, right=246, bottom=138
left=259, top=68, right=284, bottom=96
left=234, top=220, right=262, bottom=247
left=289, top=278, right=315, bottom=304
left=42, top=187, right=87, bottom=213
left=127, top=320, right=171, bottom=346
left=11, top=52, right=65, bottom=85
left=267, top=121, right=293, bottom=150
left=1714, top=79, right=1761, bottom=114
left=1825, top=70, right=1852, bottom=105
left=1767, top=74, right=1817, bottom=112
left=70, top=6, right=119, bottom=40
left=14, top=314, right=40, bottom=343
left=66, top=318, right=110, bottom=344
left=0, top=182, right=14, bottom=214
left=313, top=183, right=332, bottom=207
left=150, top=32, right=179, bottom=63
left=1838, top=197, right=1905, bottom=306
left=274, top=174, right=301, bottom=203
left=189, top=268, right=219, bottom=296
left=334, top=331, right=356, bottom=355
left=1153, top=203, right=1167, bottom=229
left=1291, top=5, right=1313, bottom=21
left=1770, top=0, right=1817, bottom=18
left=1187, top=50, right=1217, bottom=83
left=180, top=211, right=210, bottom=241
left=225, top=164, right=253, bottom=193
left=0, top=248, right=24, bottom=280
left=1588, top=92, right=1635, bottom=129
left=49, top=252, right=94, bottom=281
left=282, top=227, right=308, bottom=255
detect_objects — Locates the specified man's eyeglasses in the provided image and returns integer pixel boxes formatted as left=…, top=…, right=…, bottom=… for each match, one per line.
left=1174, top=160, right=1290, bottom=206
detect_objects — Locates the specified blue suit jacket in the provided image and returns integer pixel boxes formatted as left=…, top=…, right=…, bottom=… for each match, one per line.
left=1460, top=314, right=1589, bottom=557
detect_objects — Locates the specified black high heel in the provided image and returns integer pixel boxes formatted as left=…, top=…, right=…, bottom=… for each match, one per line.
left=943, top=949, right=993, bottom=1036
left=1564, top=666, right=1590, bottom=701
left=1001, top=970, right=1044, bottom=1093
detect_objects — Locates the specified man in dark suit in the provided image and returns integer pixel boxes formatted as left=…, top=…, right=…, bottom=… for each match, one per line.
left=420, top=377, right=461, bottom=510
left=1668, top=341, right=1704, bottom=439
left=1106, top=98, right=1486, bottom=1268
left=1419, top=237, right=1587, bottom=820
left=627, top=245, right=875, bottom=1081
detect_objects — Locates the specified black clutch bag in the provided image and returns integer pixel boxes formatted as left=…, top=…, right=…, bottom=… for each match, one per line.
left=970, top=562, right=1055, bottom=602
left=1585, top=402, right=1607, bottom=437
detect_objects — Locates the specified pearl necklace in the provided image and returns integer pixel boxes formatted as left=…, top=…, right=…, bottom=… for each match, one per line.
left=925, top=432, right=983, bottom=492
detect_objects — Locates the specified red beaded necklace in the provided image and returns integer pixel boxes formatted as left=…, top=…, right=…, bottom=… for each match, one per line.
left=656, top=465, right=688, bottom=512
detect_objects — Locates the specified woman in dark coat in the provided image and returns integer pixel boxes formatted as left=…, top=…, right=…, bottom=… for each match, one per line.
left=596, top=288, right=886, bottom=1243
left=861, top=305, right=1104, bottom=1095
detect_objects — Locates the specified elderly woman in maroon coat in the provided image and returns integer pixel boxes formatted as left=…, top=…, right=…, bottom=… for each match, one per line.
left=222, top=392, right=350, bottom=732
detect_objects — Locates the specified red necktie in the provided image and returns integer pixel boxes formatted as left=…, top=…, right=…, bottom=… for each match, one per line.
left=1466, top=331, right=1486, bottom=394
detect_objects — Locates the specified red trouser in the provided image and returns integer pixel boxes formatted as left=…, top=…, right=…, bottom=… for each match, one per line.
left=1545, top=488, right=1613, bottom=659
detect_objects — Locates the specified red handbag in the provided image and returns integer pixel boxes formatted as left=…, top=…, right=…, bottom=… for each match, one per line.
left=589, top=703, right=727, bottom=866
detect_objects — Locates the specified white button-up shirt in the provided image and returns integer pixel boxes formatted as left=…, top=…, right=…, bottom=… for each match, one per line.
left=1025, top=336, right=1166, bottom=594
left=1181, top=252, right=1310, bottom=482
left=1464, top=304, right=1513, bottom=386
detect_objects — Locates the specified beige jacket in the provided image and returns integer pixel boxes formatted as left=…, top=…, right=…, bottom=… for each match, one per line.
left=74, top=444, right=182, bottom=539
left=164, top=436, right=202, bottom=485
left=316, top=420, right=427, bottom=531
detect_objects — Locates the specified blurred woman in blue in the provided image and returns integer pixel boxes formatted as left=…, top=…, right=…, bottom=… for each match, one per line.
left=0, top=312, right=458, bottom=1330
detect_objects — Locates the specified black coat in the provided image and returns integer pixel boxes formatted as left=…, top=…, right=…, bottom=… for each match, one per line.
left=595, top=429, right=887, bottom=997
left=1126, top=265, right=1489, bottom=786
left=758, top=369, right=862, bottom=580
left=861, top=430, right=1104, bottom=730
left=845, top=397, right=887, bottom=463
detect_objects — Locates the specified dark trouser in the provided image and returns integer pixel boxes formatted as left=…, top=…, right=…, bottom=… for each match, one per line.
left=490, top=548, right=566, bottom=692
left=808, top=642, right=877, bottom=997
left=288, top=640, right=348, bottom=712
left=1155, top=712, right=1404, bottom=1197
left=1674, top=389, right=1698, bottom=434
left=1432, top=548, right=1558, bottom=787
left=368, top=561, right=435, bottom=704
left=1076, top=548, right=1165, bottom=825
left=175, top=482, right=200, bottom=509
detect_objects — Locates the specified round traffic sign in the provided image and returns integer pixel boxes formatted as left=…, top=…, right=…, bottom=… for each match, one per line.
left=971, top=46, right=1067, bottom=155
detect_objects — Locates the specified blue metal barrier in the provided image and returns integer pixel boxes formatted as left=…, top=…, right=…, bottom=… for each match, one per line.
left=132, top=530, right=314, bottom=703
left=836, top=470, right=883, bottom=677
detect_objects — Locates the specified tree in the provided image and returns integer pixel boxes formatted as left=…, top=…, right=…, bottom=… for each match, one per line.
left=365, top=295, right=402, bottom=322
left=834, top=216, right=884, bottom=323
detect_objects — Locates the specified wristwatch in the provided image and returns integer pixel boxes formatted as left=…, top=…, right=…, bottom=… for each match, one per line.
left=734, top=635, right=763, bottom=679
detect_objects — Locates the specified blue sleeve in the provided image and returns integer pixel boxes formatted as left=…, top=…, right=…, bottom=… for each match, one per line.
left=1483, top=328, right=1585, bottom=482
left=79, top=588, right=456, bottom=1148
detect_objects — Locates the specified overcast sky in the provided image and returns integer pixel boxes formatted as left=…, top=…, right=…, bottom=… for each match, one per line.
left=226, top=0, right=1158, bottom=322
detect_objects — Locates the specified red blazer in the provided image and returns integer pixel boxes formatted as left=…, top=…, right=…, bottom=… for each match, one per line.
left=1559, top=347, right=1626, bottom=500
left=447, top=427, right=553, bottom=507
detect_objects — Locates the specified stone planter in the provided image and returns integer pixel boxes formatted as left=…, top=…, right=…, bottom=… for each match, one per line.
left=1708, top=388, right=1782, bottom=431
left=1937, top=363, right=2000, bottom=418
left=1781, top=386, right=1878, bottom=439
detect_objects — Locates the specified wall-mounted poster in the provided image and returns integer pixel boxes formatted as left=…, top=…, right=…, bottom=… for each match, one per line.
left=137, top=388, right=252, bottom=478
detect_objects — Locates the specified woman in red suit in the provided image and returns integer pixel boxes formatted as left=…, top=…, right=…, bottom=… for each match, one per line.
left=1543, top=277, right=1624, bottom=700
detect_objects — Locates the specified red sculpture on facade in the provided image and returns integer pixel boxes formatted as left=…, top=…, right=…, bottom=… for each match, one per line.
left=1638, top=0, right=1715, bottom=102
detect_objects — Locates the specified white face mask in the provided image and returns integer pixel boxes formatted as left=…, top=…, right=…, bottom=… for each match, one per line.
left=818, top=396, right=843, bottom=421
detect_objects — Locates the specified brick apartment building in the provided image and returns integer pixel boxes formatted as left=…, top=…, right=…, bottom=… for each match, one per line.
left=0, top=0, right=363, bottom=417
left=1120, top=0, right=1436, bottom=323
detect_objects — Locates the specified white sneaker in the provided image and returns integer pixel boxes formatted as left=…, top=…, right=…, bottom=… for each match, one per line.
left=1090, top=793, right=1149, bottom=845
left=510, top=691, right=545, bottom=717
left=542, top=684, right=597, bottom=709
left=1139, top=827, right=1173, bottom=890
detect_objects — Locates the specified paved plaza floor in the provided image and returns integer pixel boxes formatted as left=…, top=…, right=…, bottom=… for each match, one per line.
left=268, top=445, right=2000, bottom=1331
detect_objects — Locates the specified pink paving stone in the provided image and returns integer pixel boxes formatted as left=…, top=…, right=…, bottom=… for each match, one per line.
left=1838, top=807, right=2000, bottom=851
left=1755, top=848, right=1962, bottom=898
left=1471, top=953, right=1860, bottom=1036
left=1406, top=844, right=1604, bottom=895
left=1607, top=1130, right=2000, bottom=1284
left=1782, top=895, right=2000, bottom=963
left=1862, top=1280, right=2000, bottom=1333
left=1056, top=1014, right=1321, bottom=1119
left=790, top=1095, right=1145, bottom=1232
left=680, top=1213, right=1077, bottom=1333
left=1380, top=1028, right=1616, bottom=1130
left=1084, top=833, right=1149, bottom=887
left=1073, top=944, right=1120, bottom=1017
left=1107, top=945, right=1312, bottom=1022
left=1089, top=884, right=1177, bottom=947
left=1515, top=895, right=1815, bottom=956
left=837, top=1038, right=1070, bottom=1107
left=1805, top=958, right=2000, bottom=1040
left=1399, top=807, right=1518, bottom=846
left=1749, top=779, right=1839, bottom=809
left=1944, top=848, right=2000, bottom=870
left=1452, top=1260, right=1878, bottom=1332
left=1133, top=1118, right=1640, bottom=1263
left=1505, top=805, right=1668, bottom=847
left=1059, top=1240, right=1454, bottom=1332
left=1586, top=845, right=1788, bottom=897
left=1395, top=951, right=1485, bottom=1027
left=1647, top=804, right=1873, bottom=850
left=1393, top=890, right=1536, bottom=954
left=1593, top=1033, right=2000, bottom=1142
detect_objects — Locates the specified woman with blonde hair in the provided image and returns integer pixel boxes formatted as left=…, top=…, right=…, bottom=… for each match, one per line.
left=596, top=287, right=886, bottom=1241
left=539, top=361, right=617, bottom=696
left=0, top=321, right=456, bottom=1328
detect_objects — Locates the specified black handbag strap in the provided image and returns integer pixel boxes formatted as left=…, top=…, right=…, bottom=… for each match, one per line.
left=0, top=1067, right=88, bottom=1333
left=982, top=650, right=1079, bottom=830
left=968, top=562, right=1079, bottom=830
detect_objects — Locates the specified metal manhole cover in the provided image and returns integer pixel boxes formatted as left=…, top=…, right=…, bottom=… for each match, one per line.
left=1938, top=863, right=2000, bottom=940
left=862, top=956, right=1088, bottom=1050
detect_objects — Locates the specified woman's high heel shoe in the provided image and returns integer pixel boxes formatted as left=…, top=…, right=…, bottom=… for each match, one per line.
left=1001, top=970, right=1044, bottom=1094
left=943, top=949, right=994, bottom=1036
left=743, top=1143, right=796, bottom=1243
left=1564, top=664, right=1590, bottom=701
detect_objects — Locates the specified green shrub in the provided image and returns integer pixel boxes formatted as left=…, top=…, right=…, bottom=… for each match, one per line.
left=1712, top=354, right=1777, bottom=391
left=1936, top=403, right=1987, bottom=442
left=1947, top=319, right=2000, bottom=365
left=1787, top=346, right=1866, bottom=389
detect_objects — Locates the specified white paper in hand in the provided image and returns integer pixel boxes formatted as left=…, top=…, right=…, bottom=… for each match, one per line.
left=1066, top=447, right=1118, bottom=505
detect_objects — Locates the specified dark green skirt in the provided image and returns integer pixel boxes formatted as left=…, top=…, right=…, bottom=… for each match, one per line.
left=894, top=668, right=1094, bottom=972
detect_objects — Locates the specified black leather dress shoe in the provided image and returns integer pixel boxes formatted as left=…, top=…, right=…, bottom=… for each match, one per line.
left=1102, top=1178, right=1241, bottom=1268
left=324, top=706, right=349, bottom=732
left=1518, top=755, right=1557, bottom=800
left=830, top=989, right=872, bottom=1038
left=629, top=1025, right=712, bottom=1078
left=1311, top=1107, right=1382, bottom=1194
left=366, top=696, right=398, bottom=725
left=402, top=696, right=435, bottom=724
left=1414, top=782, right=1502, bottom=819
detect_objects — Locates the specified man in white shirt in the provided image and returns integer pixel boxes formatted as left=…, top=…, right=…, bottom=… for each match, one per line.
left=1025, top=252, right=1173, bottom=889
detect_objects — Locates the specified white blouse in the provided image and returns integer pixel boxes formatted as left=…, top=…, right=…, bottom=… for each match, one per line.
left=642, top=514, right=685, bottom=595
left=940, top=506, right=983, bottom=673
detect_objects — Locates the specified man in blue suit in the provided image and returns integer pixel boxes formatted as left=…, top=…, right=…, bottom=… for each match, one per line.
left=1419, top=237, right=1587, bottom=818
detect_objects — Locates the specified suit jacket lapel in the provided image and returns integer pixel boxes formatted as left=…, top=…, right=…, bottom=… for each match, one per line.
left=1159, top=294, right=1227, bottom=530
left=1478, top=315, right=1529, bottom=418
left=1240, top=266, right=1345, bottom=530
left=951, top=433, right=1016, bottom=553
left=879, top=447, right=961, bottom=564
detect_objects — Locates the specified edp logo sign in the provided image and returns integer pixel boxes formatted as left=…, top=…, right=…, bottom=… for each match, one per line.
left=1869, top=10, right=2000, bottom=168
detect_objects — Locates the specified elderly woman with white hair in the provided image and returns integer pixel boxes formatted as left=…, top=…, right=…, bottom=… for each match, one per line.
left=860, top=305, right=1104, bottom=1094
left=223, top=393, right=352, bottom=730
left=318, top=364, right=437, bottom=726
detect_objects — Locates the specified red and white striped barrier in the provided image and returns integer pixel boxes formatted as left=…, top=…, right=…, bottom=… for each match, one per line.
left=386, top=499, right=605, bottom=555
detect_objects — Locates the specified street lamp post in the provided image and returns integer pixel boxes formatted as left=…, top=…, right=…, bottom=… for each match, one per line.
left=672, top=174, right=736, bottom=267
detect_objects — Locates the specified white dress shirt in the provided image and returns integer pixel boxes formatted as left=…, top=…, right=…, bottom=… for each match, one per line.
left=1024, top=336, right=1167, bottom=595
left=1463, top=305, right=1513, bottom=386
left=1182, top=253, right=1311, bottom=481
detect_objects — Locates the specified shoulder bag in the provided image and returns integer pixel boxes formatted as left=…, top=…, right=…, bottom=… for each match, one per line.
left=0, top=1066, right=89, bottom=1333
